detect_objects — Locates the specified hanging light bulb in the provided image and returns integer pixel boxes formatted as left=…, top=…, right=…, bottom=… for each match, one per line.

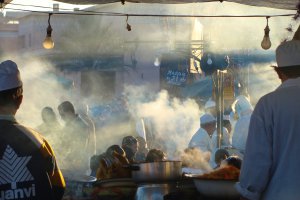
left=43, top=13, right=54, bottom=49
left=126, top=15, right=131, bottom=31
left=207, top=54, right=213, bottom=65
left=154, top=57, right=161, bottom=67
left=261, top=16, right=271, bottom=50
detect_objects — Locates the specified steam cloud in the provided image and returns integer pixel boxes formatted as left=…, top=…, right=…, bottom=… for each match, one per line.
left=1, top=1, right=297, bottom=173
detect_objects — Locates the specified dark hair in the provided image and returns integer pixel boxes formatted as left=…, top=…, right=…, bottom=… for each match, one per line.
left=200, top=121, right=216, bottom=129
left=41, top=107, right=56, bottom=123
left=214, top=149, right=229, bottom=165
left=274, top=66, right=300, bottom=78
left=145, top=149, right=166, bottom=162
left=106, top=145, right=125, bottom=156
left=136, top=136, right=146, bottom=147
left=58, top=101, right=75, bottom=114
left=0, top=86, right=23, bottom=107
left=122, top=136, right=138, bottom=147
left=224, top=156, right=242, bottom=169
left=223, top=120, right=231, bottom=127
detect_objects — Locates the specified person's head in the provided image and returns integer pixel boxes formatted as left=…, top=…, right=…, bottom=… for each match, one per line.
left=220, top=156, right=242, bottom=169
left=273, top=37, right=300, bottom=82
left=106, top=145, right=126, bottom=157
left=0, top=60, right=23, bottom=115
left=122, top=136, right=139, bottom=154
left=200, top=113, right=216, bottom=136
left=231, top=95, right=253, bottom=119
left=214, top=149, right=230, bottom=166
left=57, top=101, right=76, bottom=123
left=204, top=98, right=216, bottom=117
left=223, top=115, right=232, bottom=133
left=41, top=107, right=57, bottom=124
left=136, top=136, right=147, bottom=150
left=145, top=148, right=167, bottom=162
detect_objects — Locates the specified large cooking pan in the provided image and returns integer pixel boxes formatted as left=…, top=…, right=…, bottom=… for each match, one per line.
left=126, top=160, right=182, bottom=183
left=194, top=178, right=239, bottom=199
left=189, top=175, right=240, bottom=199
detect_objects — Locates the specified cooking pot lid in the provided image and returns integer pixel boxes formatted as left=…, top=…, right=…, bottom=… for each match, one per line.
left=62, top=170, right=96, bottom=182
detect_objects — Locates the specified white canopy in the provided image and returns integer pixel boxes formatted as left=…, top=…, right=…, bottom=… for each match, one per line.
left=53, top=0, right=298, bottom=10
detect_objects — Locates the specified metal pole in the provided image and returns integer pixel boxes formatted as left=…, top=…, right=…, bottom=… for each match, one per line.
left=216, top=70, right=224, bottom=149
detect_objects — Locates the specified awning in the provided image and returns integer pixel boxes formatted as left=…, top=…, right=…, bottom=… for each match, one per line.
left=53, top=0, right=298, bottom=10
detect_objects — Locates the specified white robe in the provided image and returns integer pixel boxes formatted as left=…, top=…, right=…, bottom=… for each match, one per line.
left=188, top=128, right=213, bottom=153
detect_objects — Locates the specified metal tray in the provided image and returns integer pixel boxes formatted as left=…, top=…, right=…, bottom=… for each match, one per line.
left=192, top=178, right=240, bottom=199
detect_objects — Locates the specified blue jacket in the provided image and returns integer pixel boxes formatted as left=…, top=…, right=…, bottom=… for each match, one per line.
left=236, top=77, right=300, bottom=200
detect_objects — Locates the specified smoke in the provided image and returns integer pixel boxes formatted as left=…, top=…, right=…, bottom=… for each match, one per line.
left=241, top=62, right=281, bottom=104
left=1, top=2, right=295, bottom=175
left=10, top=58, right=72, bottom=127
left=124, top=85, right=202, bottom=156
left=181, top=148, right=212, bottom=171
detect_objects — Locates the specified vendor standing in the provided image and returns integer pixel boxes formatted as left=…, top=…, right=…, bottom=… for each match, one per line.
left=188, top=113, right=216, bottom=155
left=236, top=27, right=300, bottom=200
left=231, top=95, right=253, bottom=154
left=0, top=60, right=65, bottom=200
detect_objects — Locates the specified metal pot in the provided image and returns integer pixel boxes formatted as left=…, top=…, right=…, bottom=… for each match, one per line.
left=135, top=183, right=177, bottom=200
left=62, top=170, right=96, bottom=199
left=128, top=160, right=182, bottom=183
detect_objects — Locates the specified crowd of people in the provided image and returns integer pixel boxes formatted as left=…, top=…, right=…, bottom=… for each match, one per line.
left=90, top=135, right=167, bottom=180
left=35, top=101, right=96, bottom=174
left=188, top=93, right=253, bottom=168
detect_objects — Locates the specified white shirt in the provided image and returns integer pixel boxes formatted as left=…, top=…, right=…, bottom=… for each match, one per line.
left=231, top=111, right=252, bottom=152
left=211, top=127, right=231, bottom=150
left=188, top=128, right=213, bottom=153
left=236, top=77, right=300, bottom=200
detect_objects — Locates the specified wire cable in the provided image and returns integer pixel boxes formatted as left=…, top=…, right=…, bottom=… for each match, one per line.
left=3, top=2, right=296, bottom=18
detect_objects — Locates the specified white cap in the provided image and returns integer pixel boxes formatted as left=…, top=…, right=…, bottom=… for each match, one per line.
left=200, top=113, right=216, bottom=125
left=204, top=99, right=216, bottom=109
left=223, top=115, right=230, bottom=121
left=232, top=95, right=253, bottom=116
left=276, top=40, right=300, bottom=68
left=0, top=60, right=22, bottom=91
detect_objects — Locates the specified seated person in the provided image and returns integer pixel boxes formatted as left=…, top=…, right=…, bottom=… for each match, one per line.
left=90, top=154, right=103, bottom=177
left=145, top=149, right=167, bottom=162
left=212, top=148, right=230, bottom=169
left=220, top=155, right=242, bottom=169
left=122, top=136, right=139, bottom=163
left=96, top=145, right=131, bottom=180
left=135, top=136, right=149, bottom=162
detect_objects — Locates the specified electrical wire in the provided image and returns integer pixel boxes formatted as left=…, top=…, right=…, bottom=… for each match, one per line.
left=3, top=2, right=296, bottom=18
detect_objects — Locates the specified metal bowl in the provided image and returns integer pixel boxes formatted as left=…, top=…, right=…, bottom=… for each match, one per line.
left=193, top=178, right=239, bottom=199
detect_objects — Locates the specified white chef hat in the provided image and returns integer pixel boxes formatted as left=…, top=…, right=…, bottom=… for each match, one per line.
left=276, top=40, right=300, bottom=68
left=204, top=98, right=216, bottom=109
left=0, top=60, right=22, bottom=91
left=232, top=95, right=253, bottom=117
left=200, top=113, right=216, bottom=125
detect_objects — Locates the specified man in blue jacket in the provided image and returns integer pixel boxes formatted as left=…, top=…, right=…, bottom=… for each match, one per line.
left=236, top=26, right=300, bottom=200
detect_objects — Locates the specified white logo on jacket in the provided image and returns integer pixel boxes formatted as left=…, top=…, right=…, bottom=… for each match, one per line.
left=0, top=145, right=36, bottom=199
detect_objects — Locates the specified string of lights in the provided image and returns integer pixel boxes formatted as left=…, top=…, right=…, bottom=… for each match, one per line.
left=3, top=2, right=296, bottom=18
left=2, top=2, right=298, bottom=50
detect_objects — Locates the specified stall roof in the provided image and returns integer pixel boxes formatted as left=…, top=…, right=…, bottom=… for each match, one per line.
left=54, top=0, right=298, bottom=10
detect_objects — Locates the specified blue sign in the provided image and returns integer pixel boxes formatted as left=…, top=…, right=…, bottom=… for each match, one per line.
left=166, top=70, right=187, bottom=86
